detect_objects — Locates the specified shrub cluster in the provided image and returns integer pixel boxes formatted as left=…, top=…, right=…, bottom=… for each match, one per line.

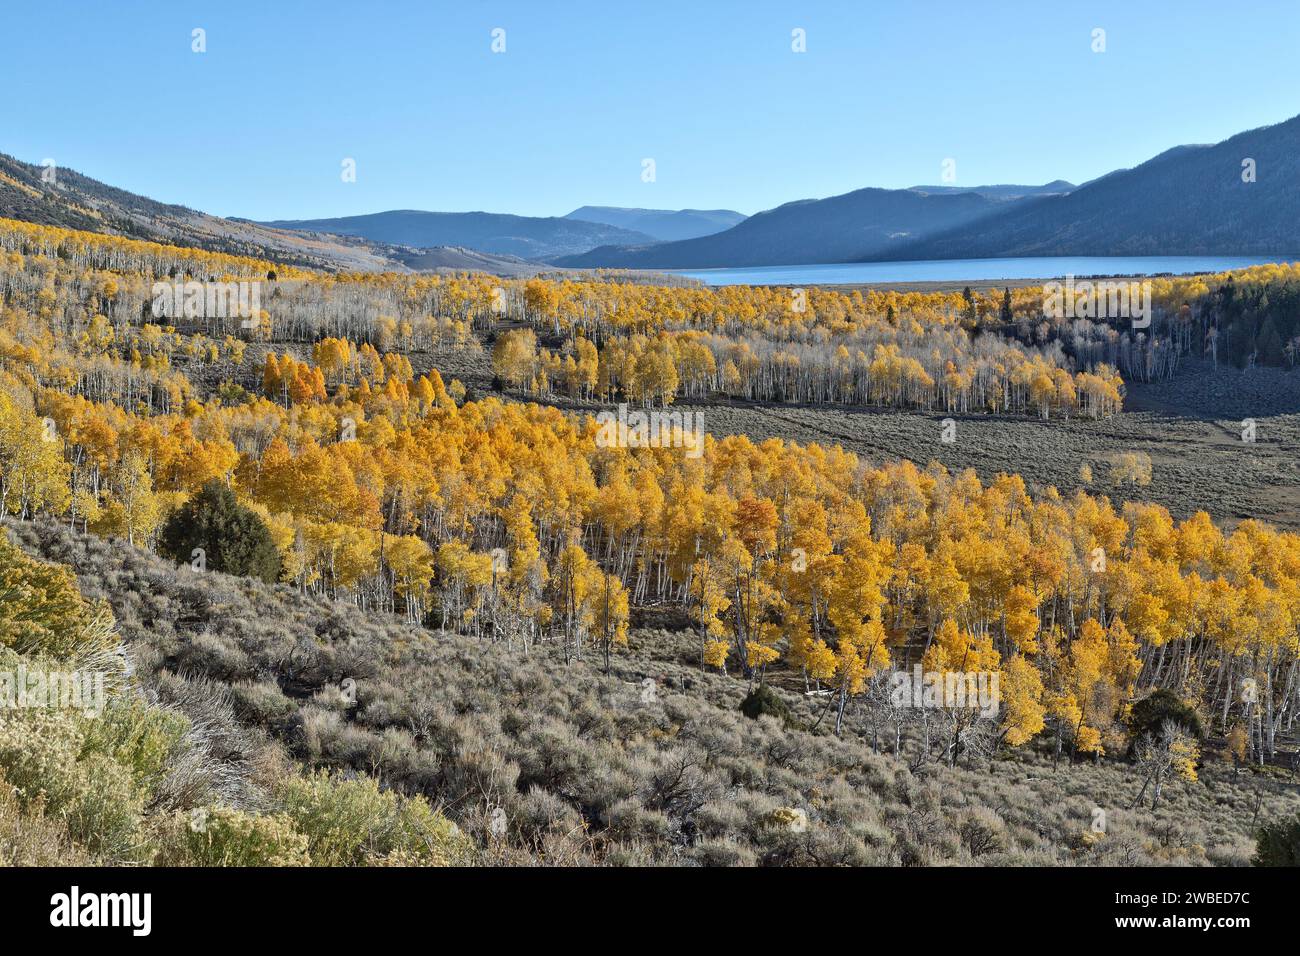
left=11, top=518, right=1298, bottom=867
left=0, top=527, right=465, bottom=866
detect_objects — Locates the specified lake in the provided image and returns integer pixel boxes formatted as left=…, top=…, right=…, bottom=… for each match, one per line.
left=670, top=256, right=1293, bottom=287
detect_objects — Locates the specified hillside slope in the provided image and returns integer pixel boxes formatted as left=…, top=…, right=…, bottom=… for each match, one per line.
left=882, top=115, right=1300, bottom=259
left=0, top=151, right=401, bottom=271
left=565, top=206, right=746, bottom=241
left=388, top=245, right=559, bottom=276
left=9, top=518, right=1294, bottom=867
left=552, top=186, right=1025, bottom=268
left=260, top=209, right=657, bottom=260
left=905, top=180, right=1075, bottom=199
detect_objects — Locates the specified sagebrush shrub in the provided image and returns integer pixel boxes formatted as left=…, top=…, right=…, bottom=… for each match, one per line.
left=154, top=807, right=310, bottom=867
left=277, top=771, right=473, bottom=867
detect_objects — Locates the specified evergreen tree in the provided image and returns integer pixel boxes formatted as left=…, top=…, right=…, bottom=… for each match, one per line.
left=1257, top=317, right=1285, bottom=366
left=159, top=480, right=281, bottom=583
left=1126, top=689, right=1203, bottom=750
left=1254, top=812, right=1300, bottom=866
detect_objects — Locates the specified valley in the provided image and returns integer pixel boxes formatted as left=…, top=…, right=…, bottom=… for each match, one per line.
left=3, top=3, right=1300, bottom=893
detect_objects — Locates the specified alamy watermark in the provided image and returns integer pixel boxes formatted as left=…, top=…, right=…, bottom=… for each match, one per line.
left=150, top=279, right=262, bottom=328
left=1043, top=275, right=1151, bottom=329
left=50, top=886, right=151, bottom=936
left=889, top=666, right=1000, bottom=718
left=594, top=403, right=704, bottom=459
left=0, top=664, right=106, bottom=716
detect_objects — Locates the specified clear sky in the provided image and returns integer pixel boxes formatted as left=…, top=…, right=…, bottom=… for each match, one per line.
left=2, top=0, right=1297, bottom=220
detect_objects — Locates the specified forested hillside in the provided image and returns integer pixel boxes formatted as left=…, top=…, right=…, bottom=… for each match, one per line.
left=260, top=210, right=657, bottom=261
left=0, top=153, right=403, bottom=272
left=2, top=218, right=1300, bottom=866
left=8, top=516, right=1297, bottom=866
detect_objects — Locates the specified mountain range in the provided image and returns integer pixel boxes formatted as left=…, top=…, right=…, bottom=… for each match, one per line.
left=257, top=210, right=659, bottom=261
left=875, top=121, right=1300, bottom=260
left=551, top=186, right=1052, bottom=269
left=0, top=152, right=566, bottom=274
left=564, top=206, right=746, bottom=241
left=4, top=113, right=1300, bottom=273
left=559, top=116, right=1300, bottom=268
left=0, top=151, right=401, bottom=271
left=904, top=181, right=1075, bottom=200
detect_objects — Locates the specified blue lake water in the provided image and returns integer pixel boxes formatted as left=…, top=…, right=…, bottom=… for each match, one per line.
left=670, top=256, right=1293, bottom=287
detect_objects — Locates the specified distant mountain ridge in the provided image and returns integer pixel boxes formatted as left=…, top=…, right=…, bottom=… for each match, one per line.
left=877, top=116, right=1300, bottom=260
left=558, top=116, right=1300, bottom=269
left=258, top=210, right=656, bottom=261
left=393, top=245, right=559, bottom=276
left=905, top=181, right=1075, bottom=199
left=564, top=206, right=746, bottom=241
left=0, top=151, right=400, bottom=271
left=8, top=112, right=1300, bottom=274
left=552, top=185, right=1037, bottom=268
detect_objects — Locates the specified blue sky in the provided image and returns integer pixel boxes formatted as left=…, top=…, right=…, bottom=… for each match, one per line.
left=2, top=0, right=1297, bottom=219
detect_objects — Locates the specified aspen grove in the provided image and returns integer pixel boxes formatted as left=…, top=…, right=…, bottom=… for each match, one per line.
left=2, top=218, right=1299, bottom=769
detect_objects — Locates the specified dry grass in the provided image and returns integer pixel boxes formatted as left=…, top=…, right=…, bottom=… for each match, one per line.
left=10, top=518, right=1299, bottom=867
